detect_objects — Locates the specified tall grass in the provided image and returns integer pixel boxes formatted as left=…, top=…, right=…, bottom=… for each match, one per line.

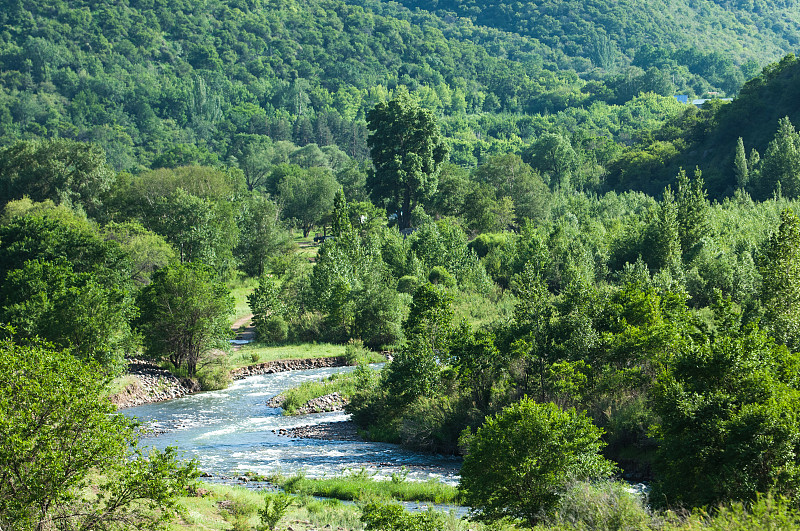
left=272, top=472, right=461, bottom=504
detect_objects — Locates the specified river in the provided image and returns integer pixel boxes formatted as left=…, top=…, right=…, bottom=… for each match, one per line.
left=122, top=365, right=462, bottom=486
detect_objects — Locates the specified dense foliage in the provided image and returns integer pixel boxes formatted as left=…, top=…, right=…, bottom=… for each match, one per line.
left=0, top=336, right=197, bottom=531
left=460, top=399, right=614, bottom=526
left=4, top=0, right=800, bottom=525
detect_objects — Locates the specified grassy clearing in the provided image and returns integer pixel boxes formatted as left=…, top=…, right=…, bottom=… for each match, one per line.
left=228, top=343, right=347, bottom=369
left=271, top=472, right=461, bottom=504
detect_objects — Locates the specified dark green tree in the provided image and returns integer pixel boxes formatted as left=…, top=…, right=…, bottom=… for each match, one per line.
left=734, top=137, right=748, bottom=190
left=674, top=167, right=710, bottom=261
left=760, top=209, right=800, bottom=352
left=759, top=117, right=800, bottom=199
left=136, top=262, right=234, bottom=376
left=366, top=94, right=448, bottom=229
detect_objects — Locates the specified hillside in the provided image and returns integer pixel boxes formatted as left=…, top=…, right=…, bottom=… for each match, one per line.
left=394, top=0, right=800, bottom=83
left=1, top=0, right=795, bottom=174
left=605, top=54, right=800, bottom=198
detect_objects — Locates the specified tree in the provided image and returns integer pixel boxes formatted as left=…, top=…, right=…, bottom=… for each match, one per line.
left=760, top=209, right=800, bottom=352
left=459, top=398, right=614, bottom=527
left=0, top=213, right=136, bottom=371
left=734, top=137, right=748, bottom=190
left=228, top=134, right=276, bottom=192
left=136, top=262, right=234, bottom=376
left=759, top=117, right=800, bottom=199
left=473, top=153, right=550, bottom=223
left=0, top=259, right=135, bottom=371
left=0, top=139, right=115, bottom=216
left=523, top=133, right=579, bottom=192
left=651, top=324, right=800, bottom=508
left=235, top=193, right=292, bottom=277
left=278, top=167, right=338, bottom=237
left=102, top=221, right=176, bottom=285
left=674, top=167, right=710, bottom=260
left=366, top=94, right=448, bottom=229
left=0, top=336, right=197, bottom=531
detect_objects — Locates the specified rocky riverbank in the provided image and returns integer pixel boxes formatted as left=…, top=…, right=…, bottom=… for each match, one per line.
left=110, top=357, right=352, bottom=409
left=272, top=420, right=362, bottom=441
left=267, top=391, right=349, bottom=414
left=231, top=356, right=349, bottom=379
left=109, top=359, right=200, bottom=410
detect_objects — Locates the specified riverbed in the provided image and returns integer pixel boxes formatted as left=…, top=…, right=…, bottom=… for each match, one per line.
left=122, top=365, right=462, bottom=486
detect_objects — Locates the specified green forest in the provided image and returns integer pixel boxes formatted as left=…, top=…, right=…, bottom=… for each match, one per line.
left=4, top=0, right=800, bottom=529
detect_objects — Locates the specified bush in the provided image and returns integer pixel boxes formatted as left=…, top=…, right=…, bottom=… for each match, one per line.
left=428, top=266, right=456, bottom=288
left=549, top=481, right=652, bottom=531
left=257, top=315, right=289, bottom=344
left=468, top=232, right=508, bottom=258
left=360, top=502, right=448, bottom=531
left=345, top=339, right=371, bottom=365
left=397, top=275, right=420, bottom=294
left=399, top=394, right=468, bottom=454
left=459, top=398, right=615, bottom=527
left=257, top=492, right=294, bottom=531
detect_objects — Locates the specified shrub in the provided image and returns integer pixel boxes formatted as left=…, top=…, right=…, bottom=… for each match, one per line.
left=257, top=492, right=294, bottom=531
left=345, top=339, right=370, bottom=365
left=549, top=481, right=652, bottom=531
left=196, top=349, right=232, bottom=390
left=258, top=314, right=289, bottom=344
left=459, top=398, right=615, bottom=527
left=428, top=266, right=456, bottom=288
left=397, top=275, right=420, bottom=294
left=360, top=502, right=448, bottom=531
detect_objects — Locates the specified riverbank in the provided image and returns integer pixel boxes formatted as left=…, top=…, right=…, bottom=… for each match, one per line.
left=110, top=356, right=352, bottom=410
left=108, top=359, right=200, bottom=409
left=231, top=356, right=348, bottom=379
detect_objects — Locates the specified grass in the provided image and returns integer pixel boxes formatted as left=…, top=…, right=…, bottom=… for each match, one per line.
left=227, top=343, right=348, bottom=370
left=170, top=482, right=364, bottom=531
left=293, top=231, right=320, bottom=262
left=275, top=371, right=359, bottom=415
left=104, top=374, right=139, bottom=398
left=227, top=277, right=257, bottom=324
left=271, top=472, right=461, bottom=504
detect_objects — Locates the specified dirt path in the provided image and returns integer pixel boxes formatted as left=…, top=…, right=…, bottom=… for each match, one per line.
left=231, top=313, right=255, bottom=348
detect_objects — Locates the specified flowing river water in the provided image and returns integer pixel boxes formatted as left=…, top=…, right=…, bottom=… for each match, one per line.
left=122, top=365, right=462, bottom=486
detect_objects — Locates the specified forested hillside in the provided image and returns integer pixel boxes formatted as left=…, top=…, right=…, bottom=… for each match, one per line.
left=396, top=0, right=799, bottom=85
left=1, top=0, right=794, bottom=174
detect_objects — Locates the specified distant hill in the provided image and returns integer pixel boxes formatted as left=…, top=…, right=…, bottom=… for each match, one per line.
left=0, top=0, right=795, bottom=175
left=393, top=0, right=800, bottom=76
left=605, top=55, right=800, bottom=198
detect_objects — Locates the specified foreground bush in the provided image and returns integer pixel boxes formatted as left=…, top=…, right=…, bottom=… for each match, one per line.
left=459, top=398, right=615, bottom=527
left=0, top=335, right=197, bottom=530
